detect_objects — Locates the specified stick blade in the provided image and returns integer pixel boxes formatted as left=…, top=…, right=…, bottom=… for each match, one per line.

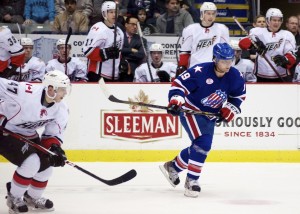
left=105, top=169, right=137, bottom=186
left=99, top=78, right=112, bottom=99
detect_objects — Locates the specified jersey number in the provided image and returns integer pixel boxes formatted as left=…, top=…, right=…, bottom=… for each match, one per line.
left=7, top=81, right=19, bottom=95
left=7, top=36, right=17, bottom=46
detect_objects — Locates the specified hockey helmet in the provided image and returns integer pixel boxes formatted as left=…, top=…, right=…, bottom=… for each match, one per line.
left=230, top=40, right=241, bottom=51
left=200, top=2, right=217, bottom=20
left=43, top=70, right=71, bottom=92
left=149, top=43, right=163, bottom=52
left=266, top=8, right=283, bottom=25
left=20, top=37, right=34, bottom=46
left=101, top=1, right=116, bottom=19
left=213, top=43, right=234, bottom=60
left=56, top=38, right=71, bottom=49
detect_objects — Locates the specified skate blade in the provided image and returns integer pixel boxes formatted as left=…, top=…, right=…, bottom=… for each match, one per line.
left=29, top=206, right=55, bottom=212
left=159, top=165, right=176, bottom=188
left=184, top=189, right=199, bottom=198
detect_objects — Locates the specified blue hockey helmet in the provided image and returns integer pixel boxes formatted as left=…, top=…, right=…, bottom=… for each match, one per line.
left=213, top=43, right=234, bottom=61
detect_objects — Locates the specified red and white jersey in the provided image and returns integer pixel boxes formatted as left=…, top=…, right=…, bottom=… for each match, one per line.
left=134, top=61, right=177, bottom=82
left=180, top=23, right=229, bottom=68
left=46, top=57, right=87, bottom=82
left=9, top=56, right=46, bottom=82
left=0, top=27, right=25, bottom=71
left=293, top=63, right=300, bottom=82
left=83, top=22, right=124, bottom=80
left=249, top=27, right=297, bottom=78
left=233, top=58, right=257, bottom=82
left=0, top=78, right=68, bottom=143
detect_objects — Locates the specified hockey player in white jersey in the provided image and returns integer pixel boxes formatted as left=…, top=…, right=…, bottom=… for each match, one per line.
left=176, top=2, right=230, bottom=76
left=230, top=40, right=257, bottom=82
left=134, top=43, right=177, bottom=82
left=9, top=37, right=46, bottom=82
left=239, top=8, right=297, bottom=82
left=0, top=26, right=25, bottom=79
left=83, top=1, right=124, bottom=82
left=46, top=38, right=87, bottom=82
left=0, top=70, right=70, bottom=213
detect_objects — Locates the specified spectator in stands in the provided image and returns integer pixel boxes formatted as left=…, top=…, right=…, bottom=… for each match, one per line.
left=52, top=0, right=89, bottom=34
left=9, top=37, right=46, bottom=82
left=120, top=16, right=146, bottom=82
left=55, top=0, right=93, bottom=18
left=89, top=0, right=104, bottom=26
left=239, top=8, right=297, bottom=82
left=46, top=38, right=88, bottom=82
left=137, top=8, right=157, bottom=35
left=156, top=0, right=193, bottom=35
left=23, top=0, right=56, bottom=25
left=127, top=0, right=160, bottom=25
left=134, top=43, right=176, bottom=82
left=179, top=0, right=199, bottom=23
left=0, top=0, right=25, bottom=25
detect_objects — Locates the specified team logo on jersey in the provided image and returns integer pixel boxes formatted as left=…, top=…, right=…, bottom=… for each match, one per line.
left=266, top=38, right=283, bottom=51
left=40, top=109, right=48, bottom=118
left=21, top=143, right=29, bottom=154
left=206, top=78, right=214, bottom=84
left=196, top=36, right=217, bottom=51
left=201, top=90, right=226, bottom=108
left=101, top=90, right=181, bottom=142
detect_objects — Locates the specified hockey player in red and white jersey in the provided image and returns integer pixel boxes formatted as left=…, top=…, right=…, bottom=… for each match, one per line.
left=176, top=2, right=229, bottom=76
left=239, top=8, right=297, bottom=82
left=134, top=43, right=177, bottom=82
left=0, top=26, right=25, bottom=79
left=231, top=40, right=257, bottom=82
left=9, top=37, right=46, bottom=82
left=83, top=1, right=124, bottom=82
left=0, top=70, right=70, bottom=213
left=46, top=38, right=88, bottom=82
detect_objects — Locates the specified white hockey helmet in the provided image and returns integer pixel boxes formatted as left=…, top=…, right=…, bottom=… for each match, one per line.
left=101, top=1, right=116, bottom=20
left=149, top=43, right=163, bottom=52
left=20, top=37, right=34, bottom=46
left=43, top=70, right=71, bottom=92
left=230, top=40, right=241, bottom=50
left=200, top=2, right=217, bottom=20
left=56, top=38, right=71, bottom=49
left=265, top=8, right=283, bottom=25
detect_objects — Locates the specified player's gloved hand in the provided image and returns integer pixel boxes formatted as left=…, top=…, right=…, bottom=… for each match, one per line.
left=175, top=65, right=187, bottom=77
left=100, top=46, right=119, bottom=61
left=273, top=55, right=290, bottom=68
left=0, top=65, right=19, bottom=78
left=49, top=144, right=67, bottom=167
left=157, top=70, right=170, bottom=82
left=218, top=102, right=240, bottom=123
left=167, top=95, right=185, bottom=116
left=253, top=37, right=266, bottom=55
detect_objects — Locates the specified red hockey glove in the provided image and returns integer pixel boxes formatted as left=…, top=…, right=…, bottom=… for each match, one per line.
left=219, top=102, right=240, bottom=123
left=167, top=95, right=185, bottom=116
left=253, top=37, right=267, bottom=55
left=49, top=144, right=67, bottom=167
left=273, top=55, right=290, bottom=68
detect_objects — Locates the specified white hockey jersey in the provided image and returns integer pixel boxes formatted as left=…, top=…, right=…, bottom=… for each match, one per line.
left=249, top=27, right=297, bottom=78
left=134, top=62, right=177, bottom=82
left=9, top=56, right=46, bottom=82
left=0, top=78, right=68, bottom=142
left=46, top=57, right=87, bottom=81
left=233, top=58, right=257, bottom=82
left=180, top=23, right=230, bottom=68
left=83, top=22, right=124, bottom=80
left=293, top=63, right=300, bottom=82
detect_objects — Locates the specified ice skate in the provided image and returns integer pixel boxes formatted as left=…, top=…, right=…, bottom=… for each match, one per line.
left=24, top=191, right=54, bottom=212
left=6, top=182, right=28, bottom=214
left=184, top=177, right=201, bottom=198
left=159, top=161, right=180, bottom=187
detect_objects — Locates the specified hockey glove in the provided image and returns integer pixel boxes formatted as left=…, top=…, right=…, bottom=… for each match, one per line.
left=253, top=37, right=266, bottom=55
left=100, top=46, right=119, bottom=61
left=273, top=55, right=290, bottom=68
left=49, top=144, right=67, bottom=167
left=175, top=65, right=187, bottom=77
left=167, top=95, right=185, bottom=116
left=219, top=102, right=240, bottom=123
left=157, top=70, right=171, bottom=82
left=0, top=65, right=19, bottom=78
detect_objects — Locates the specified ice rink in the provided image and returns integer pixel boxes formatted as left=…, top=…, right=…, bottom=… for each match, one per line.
left=1, top=162, right=300, bottom=214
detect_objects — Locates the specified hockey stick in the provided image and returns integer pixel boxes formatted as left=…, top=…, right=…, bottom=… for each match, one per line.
left=137, top=22, right=154, bottom=82
left=65, top=27, right=72, bottom=75
left=112, top=0, right=119, bottom=81
left=0, top=126, right=137, bottom=186
left=99, top=78, right=220, bottom=117
left=226, top=7, right=285, bottom=82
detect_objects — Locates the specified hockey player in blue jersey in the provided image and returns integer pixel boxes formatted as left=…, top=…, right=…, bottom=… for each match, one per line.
left=159, top=42, right=246, bottom=198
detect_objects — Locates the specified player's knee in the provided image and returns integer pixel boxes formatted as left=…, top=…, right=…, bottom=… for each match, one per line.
left=17, top=153, right=41, bottom=177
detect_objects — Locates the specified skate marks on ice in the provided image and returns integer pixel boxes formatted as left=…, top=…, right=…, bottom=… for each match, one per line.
left=1, top=162, right=300, bottom=214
